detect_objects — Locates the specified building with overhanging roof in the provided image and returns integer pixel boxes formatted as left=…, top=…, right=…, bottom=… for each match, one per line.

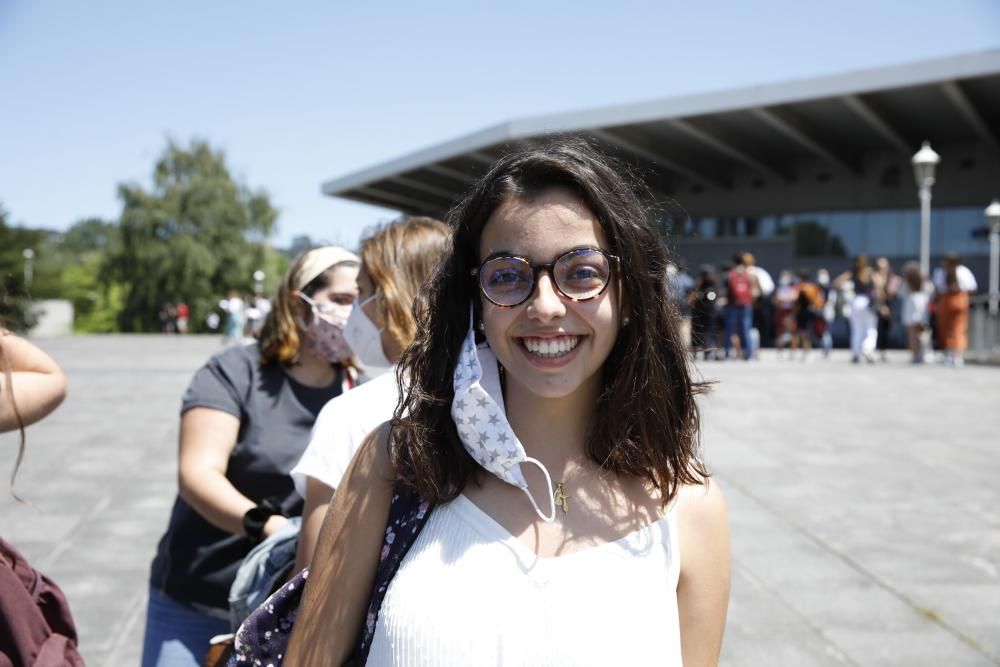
left=322, top=50, right=1000, bottom=279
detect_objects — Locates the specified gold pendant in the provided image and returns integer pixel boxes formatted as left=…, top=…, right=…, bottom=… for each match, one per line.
left=554, top=482, right=569, bottom=514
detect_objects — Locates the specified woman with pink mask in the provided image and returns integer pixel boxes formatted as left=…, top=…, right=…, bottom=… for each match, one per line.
left=288, top=139, right=730, bottom=666
left=143, top=247, right=360, bottom=667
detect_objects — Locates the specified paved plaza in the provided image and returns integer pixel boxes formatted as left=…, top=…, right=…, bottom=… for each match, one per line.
left=1, top=335, right=998, bottom=666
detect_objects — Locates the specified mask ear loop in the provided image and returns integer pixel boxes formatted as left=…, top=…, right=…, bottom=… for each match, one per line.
left=518, top=457, right=557, bottom=523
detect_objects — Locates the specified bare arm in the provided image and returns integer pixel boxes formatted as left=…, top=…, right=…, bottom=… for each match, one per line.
left=286, top=425, right=395, bottom=666
left=676, top=479, right=731, bottom=667
left=178, top=407, right=286, bottom=538
left=831, top=271, right=852, bottom=289
left=293, top=475, right=336, bottom=573
left=0, top=331, right=67, bottom=433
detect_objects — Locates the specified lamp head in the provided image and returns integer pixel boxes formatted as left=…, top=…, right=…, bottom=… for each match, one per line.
left=911, top=141, right=940, bottom=188
left=986, top=199, right=1000, bottom=230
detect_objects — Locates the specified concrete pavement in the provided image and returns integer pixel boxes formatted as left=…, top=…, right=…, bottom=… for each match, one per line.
left=1, top=335, right=997, bottom=666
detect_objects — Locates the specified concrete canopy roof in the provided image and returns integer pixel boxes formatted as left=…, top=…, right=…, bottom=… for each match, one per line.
left=322, top=49, right=1000, bottom=218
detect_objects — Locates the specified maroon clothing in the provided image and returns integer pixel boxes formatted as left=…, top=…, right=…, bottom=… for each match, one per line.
left=0, top=538, right=85, bottom=666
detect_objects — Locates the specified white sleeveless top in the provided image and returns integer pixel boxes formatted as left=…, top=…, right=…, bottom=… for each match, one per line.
left=366, top=494, right=682, bottom=666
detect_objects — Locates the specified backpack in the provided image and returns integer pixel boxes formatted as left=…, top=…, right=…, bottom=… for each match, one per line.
left=228, top=516, right=302, bottom=631
left=799, top=282, right=825, bottom=311
left=0, top=538, right=86, bottom=667
left=727, top=269, right=753, bottom=307
left=226, top=482, right=433, bottom=666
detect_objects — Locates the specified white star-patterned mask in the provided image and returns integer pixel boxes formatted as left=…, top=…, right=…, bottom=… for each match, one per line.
left=451, top=314, right=557, bottom=522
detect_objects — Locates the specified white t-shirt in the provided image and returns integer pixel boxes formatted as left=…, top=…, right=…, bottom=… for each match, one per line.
left=933, top=265, right=978, bottom=293
left=752, top=266, right=775, bottom=297
left=290, top=370, right=401, bottom=497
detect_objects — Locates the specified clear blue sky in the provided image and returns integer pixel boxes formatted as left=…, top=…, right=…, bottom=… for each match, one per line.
left=2, top=1, right=999, bottom=249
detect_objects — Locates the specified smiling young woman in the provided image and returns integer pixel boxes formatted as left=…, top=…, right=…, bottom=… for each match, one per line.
left=288, top=138, right=730, bottom=666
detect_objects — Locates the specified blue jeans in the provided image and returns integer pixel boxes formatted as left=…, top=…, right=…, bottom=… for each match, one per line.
left=724, top=304, right=753, bottom=359
left=141, top=586, right=230, bottom=667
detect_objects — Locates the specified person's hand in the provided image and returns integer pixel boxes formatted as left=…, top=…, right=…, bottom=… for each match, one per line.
left=263, top=514, right=290, bottom=539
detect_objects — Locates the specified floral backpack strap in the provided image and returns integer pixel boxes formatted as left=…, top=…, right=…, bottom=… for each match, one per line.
left=228, top=481, right=433, bottom=667
left=346, top=481, right=434, bottom=666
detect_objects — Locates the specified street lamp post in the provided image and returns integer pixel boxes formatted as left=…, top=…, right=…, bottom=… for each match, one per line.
left=911, top=141, right=940, bottom=278
left=986, top=199, right=1000, bottom=317
left=22, top=248, right=35, bottom=287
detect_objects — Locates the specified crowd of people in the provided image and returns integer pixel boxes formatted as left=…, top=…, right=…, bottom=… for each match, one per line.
left=158, top=302, right=190, bottom=334
left=676, top=251, right=978, bottom=367
left=159, top=295, right=275, bottom=341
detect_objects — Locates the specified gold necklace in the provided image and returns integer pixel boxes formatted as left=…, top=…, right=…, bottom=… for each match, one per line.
left=554, top=482, right=569, bottom=514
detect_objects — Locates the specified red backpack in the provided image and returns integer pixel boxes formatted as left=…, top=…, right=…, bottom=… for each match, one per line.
left=728, top=269, right=753, bottom=307
left=0, top=538, right=85, bottom=666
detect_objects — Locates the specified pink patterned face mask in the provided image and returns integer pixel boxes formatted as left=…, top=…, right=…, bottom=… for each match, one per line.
left=297, top=293, right=354, bottom=363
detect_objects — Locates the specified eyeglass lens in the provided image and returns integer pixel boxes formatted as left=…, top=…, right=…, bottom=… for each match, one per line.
left=479, top=249, right=611, bottom=306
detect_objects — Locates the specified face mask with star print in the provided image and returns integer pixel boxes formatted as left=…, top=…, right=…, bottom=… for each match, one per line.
left=451, top=313, right=557, bottom=522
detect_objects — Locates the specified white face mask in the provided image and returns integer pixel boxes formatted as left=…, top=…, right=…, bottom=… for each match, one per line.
left=451, top=315, right=557, bottom=523
left=297, top=293, right=353, bottom=363
left=343, top=294, right=393, bottom=378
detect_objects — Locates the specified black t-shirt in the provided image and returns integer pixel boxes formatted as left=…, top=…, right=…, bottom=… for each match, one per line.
left=149, top=343, right=345, bottom=615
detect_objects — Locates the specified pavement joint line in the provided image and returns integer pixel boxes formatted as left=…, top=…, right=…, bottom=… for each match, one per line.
left=38, top=491, right=113, bottom=572
left=732, top=562, right=861, bottom=667
left=717, top=471, right=1000, bottom=665
left=100, top=588, right=148, bottom=666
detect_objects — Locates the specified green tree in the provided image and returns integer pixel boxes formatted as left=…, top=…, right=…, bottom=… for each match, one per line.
left=0, top=203, right=45, bottom=331
left=60, top=217, right=117, bottom=254
left=25, top=217, right=124, bottom=332
left=106, top=140, right=278, bottom=332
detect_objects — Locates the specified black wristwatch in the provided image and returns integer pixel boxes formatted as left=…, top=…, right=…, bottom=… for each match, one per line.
left=243, top=499, right=281, bottom=545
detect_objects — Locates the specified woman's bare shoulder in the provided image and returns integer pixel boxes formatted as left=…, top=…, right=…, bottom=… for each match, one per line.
left=675, top=477, right=729, bottom=546
left=676, top=476, right=726, bottom=507
left=348, top=420, right=395, bottom=487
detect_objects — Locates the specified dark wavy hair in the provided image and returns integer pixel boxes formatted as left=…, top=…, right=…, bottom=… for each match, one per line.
left=391, top=136, right=708, bottom=506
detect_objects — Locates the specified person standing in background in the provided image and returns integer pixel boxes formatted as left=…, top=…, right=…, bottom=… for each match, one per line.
left=219, top=291, right=245, bottom=345
left=792, top=269, right=823, bottom=361
left=743, top=253, right=773, bottom=355
left=933, top=253, right=978, bottom=367
left=815, top=268, right=835, bottom=357
left=689, top=265, right=721, bottom=360
left=176, top=302, right=189, bottom=334
left=834, top=255, right=883, bottom=364
left=900, top=261, right=933, bottom=363
left=724, top=254, right=758, bottom=360
left=874, top=257, right=899, bottom=362
left=772, top=270, right=799, bottom=359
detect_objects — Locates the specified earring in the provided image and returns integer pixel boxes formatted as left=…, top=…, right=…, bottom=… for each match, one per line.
left=623, top=316, right=631, bottom=326
left=477, top=320, right=485, bottom=331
